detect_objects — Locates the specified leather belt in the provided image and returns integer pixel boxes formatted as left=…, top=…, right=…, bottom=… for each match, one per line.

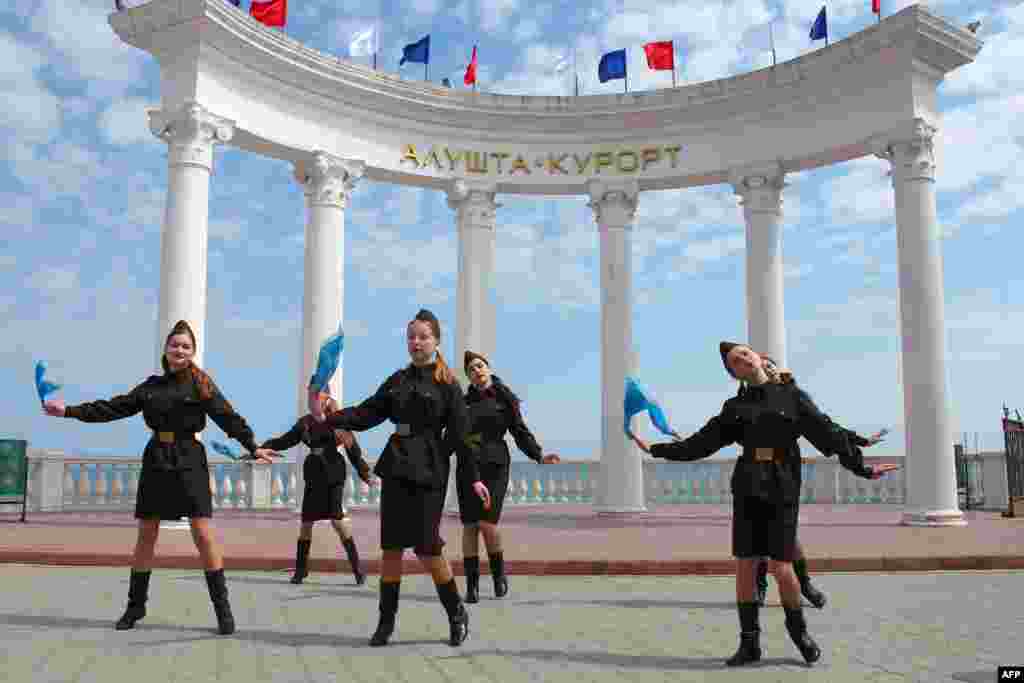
left=155, top=431, right=198, bottom=444
left=309, top=447, right=325, bottom=455
left=754, top=447, right=782, bottom=464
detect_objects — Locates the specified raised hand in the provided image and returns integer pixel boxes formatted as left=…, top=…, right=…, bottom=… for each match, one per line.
left=868, top=463, right=900, bottom=478
left=866, top=428, right=889, bottom=446
left=42, top=398, right=65, bottom=417
left=252, top=447, right=279, bottom=464
left=629, top=433, right=652, bottom=454
left=541, top=453, right=561, bottom=464
left=308, top=388, right=326, bottom=423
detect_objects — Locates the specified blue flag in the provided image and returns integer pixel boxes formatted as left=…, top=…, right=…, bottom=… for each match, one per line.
left=624, top=376, right=678, bottom=438
left=441, top=77, right=452, bottom=87
left=227, top=0, right=241, bottom=6
left=598, top=49, right=627, bottom=83
left=34, top=360, right=61, bottom=404
left=400, top=35, right=430, bottom=66
left=810, top=6, right=828, bottom=41
left=211, top=441, right=242, bottom=461
left=308, top=324, right=345, bottom=393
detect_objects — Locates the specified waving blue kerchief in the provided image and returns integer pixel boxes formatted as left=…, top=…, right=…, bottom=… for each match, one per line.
left=211, top=441, right=241, bottom=461
left=34, top=360, right=62, bottom=404
left=308, top=324, right=345, bottom=393
left=624, top=376, right=678, bottom=438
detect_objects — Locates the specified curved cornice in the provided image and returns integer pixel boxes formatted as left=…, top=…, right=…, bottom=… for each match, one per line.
left=110, top=0, right=982, bottom=194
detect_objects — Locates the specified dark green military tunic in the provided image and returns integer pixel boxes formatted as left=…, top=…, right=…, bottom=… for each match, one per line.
left=261, top=415, right=370, bottom=521
left=456, top=376, right=543, bottom=524
left=323, top=362, right=480, bottom=555
left=63, top=366, right=259, bottom=520
left=650, top=381, right=867, bottom=560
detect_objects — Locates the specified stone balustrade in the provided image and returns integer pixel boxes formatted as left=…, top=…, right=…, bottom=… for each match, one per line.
left=4, top=449, right=1005, bottom=515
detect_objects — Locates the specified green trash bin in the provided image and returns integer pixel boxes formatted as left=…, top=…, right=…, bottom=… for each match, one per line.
left=0, top=439, right=29, bottom=522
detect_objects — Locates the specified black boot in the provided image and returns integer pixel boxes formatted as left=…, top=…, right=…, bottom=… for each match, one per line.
left=115, top=569, right=151, bottom=630
left=793, top=558, right=827, bottom=608
left=342, top=538, right=365, bottom=585
left=291, top=539, right=311, bottom=584
left=755, top=559, right=768, bottom=607
left=370, top=581, right=399, bottom=646
left=463, top=557, right=480, bottom=603
left=436, top=578, right=469, bottom=646
left=204, top=569, right=235, bottom=635
left=726, top=602, right=761, bottom=666
left=784, top=606, right=821, bottom=665
left=488, top=552, right=508, bottom=598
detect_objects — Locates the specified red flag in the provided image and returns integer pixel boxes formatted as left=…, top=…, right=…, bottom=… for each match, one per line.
left=642, top=41, right=674, bottom=71
left=464, top=45, right=478, bottom=86
left=872, top=0, right=880, bottom=13
left=250, top=0, right=287, bottom=28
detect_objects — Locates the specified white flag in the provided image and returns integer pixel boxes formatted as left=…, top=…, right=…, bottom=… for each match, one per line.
left=553, top=54, right=571, bottom=73
left=349, top=26, right=378, bottom=57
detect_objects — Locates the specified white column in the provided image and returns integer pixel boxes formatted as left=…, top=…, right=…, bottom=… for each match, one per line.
left=446, top=180, right=499, bottom=514
left=588, top=179, right=646, bottom=514
left=875, top=118, right=965, bottom=527
left=730, top=162, right=788, bottom=366
left=293, top=151, right=364, bottom=513
left=147, top=102, right=234, bottom=371
left=448, top=179, right=499, bottom=386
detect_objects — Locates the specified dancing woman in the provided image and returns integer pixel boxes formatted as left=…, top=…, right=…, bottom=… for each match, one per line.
left=310, top=309, right=491, bottom=647
left=43, top=320, right=278, bottom=635
left=630, top=341, right=897, bottom=666
left=459, top=351, right=559, bottom=603
left=260, top=391, right=375, bottom=585
left=746, top=355, right=892, bottom=608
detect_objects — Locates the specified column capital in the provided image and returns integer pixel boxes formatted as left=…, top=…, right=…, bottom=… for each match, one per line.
left=447, top=179, right=500, bottom=228
left=871, top=117, right=938, bottom=183
left=147, top=101, right=234, bottom=171
left=294, top=151, right=365, bottom=208
left=586, top=179, right=639, bottom=227
left=729, top=161, right=786, bottom=214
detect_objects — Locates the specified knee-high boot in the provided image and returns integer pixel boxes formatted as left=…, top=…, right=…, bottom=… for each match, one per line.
left=793, top=558, right=827, bottom=608
left=370, top=581, right=399, bottom=646
left=755, top=559, right=768, bottom=606
left=291, top=539, right=311, bottom=584
left=436, top=578, right=469, bottom=646
left=463, top=557, right=480, bottom=603
left=784, top=606, right=822, bottom=664
left=204, top=569, right=235, bottom=635
left=725, top=602, right=761, bottom=666
left=488, top=552, right=508, bottom=598
left=115, top=569, right=151, bottom=630
left=342, top=538, right=365, bottom=585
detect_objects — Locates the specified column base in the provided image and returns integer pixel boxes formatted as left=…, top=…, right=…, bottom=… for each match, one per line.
left=900, top=508, right=967, bottom=527
left=593, top=504, right=649, bottom=516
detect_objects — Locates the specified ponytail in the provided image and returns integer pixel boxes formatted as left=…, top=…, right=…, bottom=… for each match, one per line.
left=433, top=350, right=456, bottom=385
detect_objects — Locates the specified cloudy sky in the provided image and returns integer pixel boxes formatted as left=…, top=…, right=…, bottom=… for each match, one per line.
left=2, top=0, right=1021, bottom=464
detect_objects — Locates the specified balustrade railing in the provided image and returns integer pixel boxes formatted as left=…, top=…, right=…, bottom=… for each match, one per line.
left=12, top=448, right=986, bottom=515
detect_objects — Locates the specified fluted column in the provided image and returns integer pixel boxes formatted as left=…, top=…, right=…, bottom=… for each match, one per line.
left=293, top=151, right=364, bottom=513
left=448, top=179, right=499, bottom=386
left=730, top=162, right=788, bottom=366
left=588, top=179, right=645, bottom=514
left=147, top=101, right=234, bottom=371
left=874, top=118, right=964, bottom=527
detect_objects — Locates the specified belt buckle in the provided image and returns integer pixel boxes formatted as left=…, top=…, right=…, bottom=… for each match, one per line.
left=754, top=447, right=775, bottom=463
left=158, top=431, right=174, bottom=444
left=395, top=423, right=411, bottom=437
left=310, top=447, right=324, bottom=456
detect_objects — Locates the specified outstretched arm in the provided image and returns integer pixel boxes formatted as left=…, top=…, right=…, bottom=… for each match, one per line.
left=507, top=403, right=545, bottom=463
left=323, top=378, right=394, bottom=432
left=643, top=413, right=735, bottom=462
left=60, top=383, right=146, bottom=423
left=203, top=382, right=260, bottom=454
left=795, top=389, right=876, bottom=479
left=260, top=420, right=303, bottom=453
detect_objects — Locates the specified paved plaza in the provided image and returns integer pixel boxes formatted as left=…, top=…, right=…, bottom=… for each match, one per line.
left=0, top=564, right=1018, bottom=683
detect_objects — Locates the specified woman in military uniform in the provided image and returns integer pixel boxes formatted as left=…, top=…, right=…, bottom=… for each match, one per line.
left=310, top=309, right=490, bottom=647
left=746, top=355, right=891, bottom=609
left=630, top=341, right=897, bottom=667
left=260, top=392, right=375, bottom=585
left=459, top=351, right=559, bottom=603
left=42, top=320, right=278, bottom=635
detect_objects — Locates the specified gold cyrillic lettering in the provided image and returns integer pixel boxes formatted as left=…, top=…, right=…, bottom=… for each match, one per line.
left=401, top=144, right=420, bottom=167
left=490, top=152, right=510, bottom=174
left=444, top=148, right=464, bottom=171
left=594, top=152, right=613, bottom=174
left=640, top=147, right=661, bottom=171
left=664, top=145, right=682, bottom=168
left=465, top=151, right=488, bottom=174
left=509, top=155, right=531, bottom=174
left=616, top=150, right=639, bottom=173
left=573, top=153, right=592, bottom=174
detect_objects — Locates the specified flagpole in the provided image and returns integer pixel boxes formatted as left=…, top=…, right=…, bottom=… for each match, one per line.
left=769, top=20, right=777, bottom=66
left=425, top=63, right=429, bottom=81
left=671, top=66, right=676, bottom=88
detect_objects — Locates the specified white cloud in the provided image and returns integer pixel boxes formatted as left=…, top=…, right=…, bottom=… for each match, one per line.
left=26, top=266, right=80, bottom=296
left=29, top=0, right=146, bottom=94
left=479, top=0, right=520, bottom=32
left=0, top=32, right=61, bottom=144
left=99, top=97, right=158, bottom=147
